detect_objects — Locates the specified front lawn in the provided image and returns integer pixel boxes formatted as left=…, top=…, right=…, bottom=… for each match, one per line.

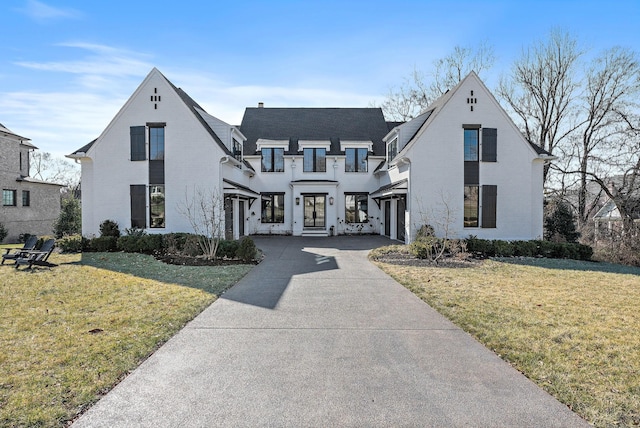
left=0, top=251, right=252, bottom=427
left=372, top=253, right=640, bottom=427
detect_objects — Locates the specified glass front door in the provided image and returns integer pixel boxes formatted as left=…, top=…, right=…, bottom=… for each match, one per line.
left=303, top=195, right=325, bottom=228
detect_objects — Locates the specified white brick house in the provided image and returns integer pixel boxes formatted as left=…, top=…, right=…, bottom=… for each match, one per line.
left=69, top=68, right=552, bottom=242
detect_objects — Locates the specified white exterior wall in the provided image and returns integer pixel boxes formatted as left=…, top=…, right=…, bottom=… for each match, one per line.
left=244, top=154, right=382, bottom=236
left=80, top=69, right=226, bottom=236
left=403, top=75, right=543, bottom=241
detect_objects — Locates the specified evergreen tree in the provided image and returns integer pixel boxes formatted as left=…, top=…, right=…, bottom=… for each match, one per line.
left=53, top=198, right=81, bottom=238
left=544, top=201, right=580, bottom=243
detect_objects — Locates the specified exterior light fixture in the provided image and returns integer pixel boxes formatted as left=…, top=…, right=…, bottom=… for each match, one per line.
left=329, top=196, right=334, bottom=205
left=296, top=197, right=300, bottom=205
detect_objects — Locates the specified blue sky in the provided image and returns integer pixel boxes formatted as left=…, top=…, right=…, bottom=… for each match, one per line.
left=1, top=0, right=638, bottom=160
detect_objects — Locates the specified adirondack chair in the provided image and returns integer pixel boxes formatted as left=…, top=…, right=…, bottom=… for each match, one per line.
left=2, top=235, right=38, bottom=265
left=14, top=238, right=57, bottom=269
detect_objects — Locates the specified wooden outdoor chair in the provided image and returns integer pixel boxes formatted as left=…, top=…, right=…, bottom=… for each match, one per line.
left=14, top=238, right=57, bottom=270
left=2, top=235, right=38, bottom=265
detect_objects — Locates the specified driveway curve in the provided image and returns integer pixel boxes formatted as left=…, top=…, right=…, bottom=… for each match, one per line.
left=74, top=236, right=588, bottom=427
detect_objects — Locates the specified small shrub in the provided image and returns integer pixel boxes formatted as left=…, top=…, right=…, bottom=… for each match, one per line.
left=58, top=234, right=83, bottom=253
left=183, top=235, right=204, bottom=257
left=218, top=240, right=240, bottom=259
left=163, top=233, right=189, bottom=254
left=237, top=237, right=257, bottom=262
left=125, top=227, right=146, bottom=237
left=138, top=234, right=164, bottom=253
left=99, top=220, right=121, bottom=238
left=465, top=236, right=493, bottom=256
left=89, top=236, right=118, bottom=252
left=0, top=223, right=7, bottom=243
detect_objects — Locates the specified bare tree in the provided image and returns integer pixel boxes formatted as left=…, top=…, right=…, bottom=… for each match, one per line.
left=497, top=29, right=582, bottom=184
left=178, top=187, right=226, bottom=259
left=380, top=42, right=496, bottom=121
left=30, top=151, right=80, bottom=188
left=570, top=47, right=640, bottom=224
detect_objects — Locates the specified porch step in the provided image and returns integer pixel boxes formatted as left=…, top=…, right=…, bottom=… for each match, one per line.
left=301, top=230, right=329, bottom=237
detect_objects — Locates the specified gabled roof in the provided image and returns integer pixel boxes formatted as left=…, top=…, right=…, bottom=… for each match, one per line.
left=69, top=68, right=233, bottom=158
left=0, top=123, right=29, bottom=141
left=239, top=108, right=389, bottom=156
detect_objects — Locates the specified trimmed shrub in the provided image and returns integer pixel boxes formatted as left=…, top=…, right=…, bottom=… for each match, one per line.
left=99, top=220, right=121, bottom=238
left=89, top=236, right=118, bottom=252
left=492, top=240, right=514, bottom=257
left=218, top=240, right=240, bottom=259
left=117, top=235, right=141, bottom=253
left=237, top=237, right=257, bottom=262
left=58, top=234, right=83, bottom=253
left=513, top=240, right=538, bottom=257
left=163, top=233, right=189, bottom=254
left=138, top=234, right=164, bottom=253
left=183, top=235, right=204, bottom=257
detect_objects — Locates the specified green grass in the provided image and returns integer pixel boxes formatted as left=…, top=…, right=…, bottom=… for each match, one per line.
left=0, top=251, right=252, bottom=427
left=372, top=253, right=640, bottom=427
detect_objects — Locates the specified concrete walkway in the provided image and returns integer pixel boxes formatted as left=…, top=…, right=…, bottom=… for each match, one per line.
left=74, top=236, right=588, bottom=427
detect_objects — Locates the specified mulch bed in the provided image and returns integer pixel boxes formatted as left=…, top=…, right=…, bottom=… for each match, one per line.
left=370, top=251, right=481, bottom=268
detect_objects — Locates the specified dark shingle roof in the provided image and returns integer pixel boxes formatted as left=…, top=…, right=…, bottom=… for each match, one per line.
left=239, top=108, right=389, bottom=156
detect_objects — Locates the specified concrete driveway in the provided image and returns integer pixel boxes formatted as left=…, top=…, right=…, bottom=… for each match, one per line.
left=73, top=236, right=588, bottom=427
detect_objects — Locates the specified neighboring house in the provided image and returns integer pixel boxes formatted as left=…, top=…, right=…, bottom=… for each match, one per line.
left=0, top=124, right=63, bottom=243
left=69, top=68, right=552, bottom=242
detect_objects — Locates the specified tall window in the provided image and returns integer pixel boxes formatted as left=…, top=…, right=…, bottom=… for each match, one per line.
left=464, top=128, right=479, bottom=161
left=150, top=126, right=165, bottom=160
left=345, top=194, right=368, bottom=223
left=22, top=190, right=30, bottom=207
left=233, top=138, right=242, bottom=163
left=2, top=189, right=16, bottom=206
left=345, top=148, right=368, bottom=172
left=303, top=148, right=326, bottom=172
left=150, top=185, right=165, bottom=228
left=387, top=138, right=398, bottom=163
left=261, top=148, right=285, bottom=172
left=464, top=186, right=479, bottom=227
left=261, top=193, right=284, bottom=223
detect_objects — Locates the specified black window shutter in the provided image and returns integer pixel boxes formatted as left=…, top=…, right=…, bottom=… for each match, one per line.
left=482, top=128, right=497, bottom=162
left=481, top=185, right=497, bottom=228
left=130, top=126, right=146, bottom=161
left=130, top=185, right=147, bottom=228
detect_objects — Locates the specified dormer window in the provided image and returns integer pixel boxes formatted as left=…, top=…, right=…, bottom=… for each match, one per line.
left=387, top=137, right=398, bottom=163
left=345, top=148, right=368, bottom=172
left=232, top=138, right=242, bottom=163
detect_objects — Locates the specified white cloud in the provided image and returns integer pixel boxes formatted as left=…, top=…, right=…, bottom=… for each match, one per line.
left=18, top=0, right=82, bottom=22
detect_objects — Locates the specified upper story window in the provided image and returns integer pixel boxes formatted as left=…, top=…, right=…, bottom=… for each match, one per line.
left=22, top=190, right=30, bottom=207
left=345, top=148, right=368, bottom=172
left=149, top=126, right=165, bottom=160
left=261, top=148, right=285, bottom=172
left=387, top=138, right=398, bottom=163
left=130, top=126, right=146, bottom=161
left=232, top=138, right=242, bottom=163
left=464, top=128, right=479, bottom=161
left=303, top=148, right=326, bottom=172
left=3, top=189, right=16, bottom=206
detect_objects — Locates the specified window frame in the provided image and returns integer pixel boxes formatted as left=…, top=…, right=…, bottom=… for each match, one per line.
left=345, top=148, right=368, bottom=173
left=387, top=138, right=398, bottom=163
left=345, top=193, right=369, bottom=223
left=464, top=128, right=479, bottom=161
left=261, top=193, right=285, bottom=223
left=261, top=148, right=285, bottom=172
left=149, top=185, right=165, bottom=228
left=303, top=148, right=326, bottom=172
left=464, top=185, right=479, bottom=228
left=149, top=126, right=165, bottom=161
left=22, top=190, right=30, bottom=207
left=2, top=189, right=17, bottom=207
